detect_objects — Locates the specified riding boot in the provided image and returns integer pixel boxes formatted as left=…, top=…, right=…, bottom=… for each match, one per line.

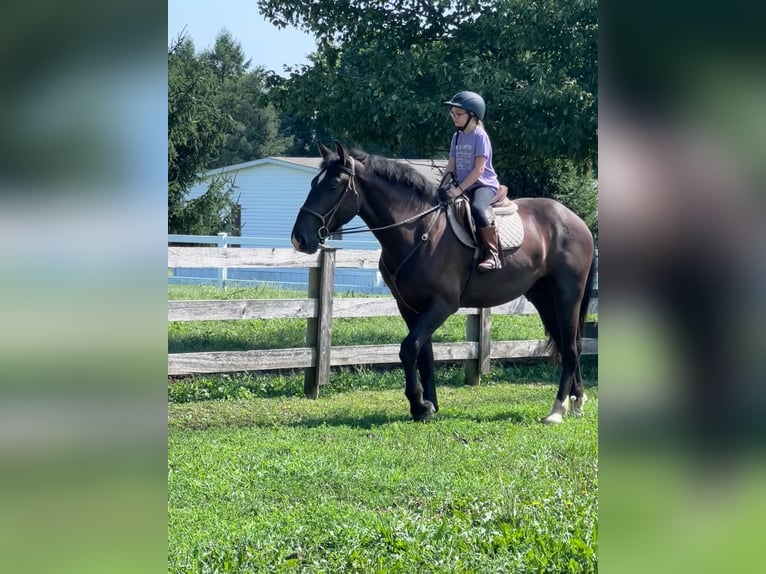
left=477, top=225, right=503, bottom=272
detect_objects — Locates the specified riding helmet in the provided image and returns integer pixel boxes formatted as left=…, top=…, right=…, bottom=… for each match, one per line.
left=443, top=91, right=486, bottom=120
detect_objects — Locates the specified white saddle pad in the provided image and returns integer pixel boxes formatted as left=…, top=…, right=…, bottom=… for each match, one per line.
left=447, top=201, right=525, bottom=251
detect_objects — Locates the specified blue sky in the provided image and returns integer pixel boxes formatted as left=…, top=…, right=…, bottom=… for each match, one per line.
left=168, top=0, right=317, bottom=75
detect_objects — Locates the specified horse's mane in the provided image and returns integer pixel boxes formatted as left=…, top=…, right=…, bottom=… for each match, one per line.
left=320, top=149, right=438, bottom=202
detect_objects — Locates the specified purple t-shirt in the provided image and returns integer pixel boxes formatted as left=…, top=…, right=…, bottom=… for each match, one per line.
left=450, top=126, right=500, bottom=190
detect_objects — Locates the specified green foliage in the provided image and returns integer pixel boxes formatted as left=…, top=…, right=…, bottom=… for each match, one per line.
left=204, top=31, right=293, bottom=168
left=169, top=174, right=241, bottom=236
left=168, top=34, right=238, bottom=234
left=261, top=0, right=596, bottom=161
left=167, top=30, right=293, bottom=234
left=260, top=0, right=597, bottom=232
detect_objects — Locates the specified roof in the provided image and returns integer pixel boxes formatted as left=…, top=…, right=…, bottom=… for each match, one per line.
left=203, top=155, right=449, bottom=183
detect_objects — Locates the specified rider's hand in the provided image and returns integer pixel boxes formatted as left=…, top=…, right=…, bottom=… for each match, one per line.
left=446, top=185, right=463, bottom=199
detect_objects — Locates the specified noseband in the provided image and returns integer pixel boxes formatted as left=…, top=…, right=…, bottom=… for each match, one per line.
left=299, top=158, right=359, bottom=242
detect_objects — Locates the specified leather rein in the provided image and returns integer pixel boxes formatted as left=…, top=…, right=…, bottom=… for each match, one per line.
left=300, top=157, right=448, bottom=243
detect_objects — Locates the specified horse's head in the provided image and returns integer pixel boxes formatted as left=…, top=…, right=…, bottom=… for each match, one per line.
left=291, top=141, right=361, bottom=254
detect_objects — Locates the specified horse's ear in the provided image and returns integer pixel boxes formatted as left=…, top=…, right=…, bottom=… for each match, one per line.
left=334, top=140, right=346, bottom=164
left=317, top=142, right=332, bottom=160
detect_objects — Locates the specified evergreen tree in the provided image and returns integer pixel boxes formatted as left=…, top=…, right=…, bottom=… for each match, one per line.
left=168, top=34, right=237, bottom=234
left=203, top=30, right=292, bottom=168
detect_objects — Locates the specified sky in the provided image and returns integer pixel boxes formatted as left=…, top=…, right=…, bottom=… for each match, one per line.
left=168, top=0, right=317, bottom=75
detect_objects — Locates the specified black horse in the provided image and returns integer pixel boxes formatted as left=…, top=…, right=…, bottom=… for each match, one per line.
left=291, top=141, right=596, bottom=423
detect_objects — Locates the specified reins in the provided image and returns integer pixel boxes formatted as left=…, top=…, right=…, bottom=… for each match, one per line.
left=341, top=202, right=445, bottom=235
left=303, top=156, right=451, bottom=240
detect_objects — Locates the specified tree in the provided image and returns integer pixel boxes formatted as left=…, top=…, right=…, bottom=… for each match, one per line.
left=168, top=34, right=238, bottom=234
left=168, top=30, right=296, bottom=234
left=260, top=0, right=597, bottom=232
left=203, top=31, right=292, bottom=169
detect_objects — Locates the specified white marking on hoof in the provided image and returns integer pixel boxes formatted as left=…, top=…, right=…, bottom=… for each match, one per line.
left=571, top=394, right=588, bottom=416
left=542, top=398, right=568, bottom=424
left=543, top=412, right=564, bottom=424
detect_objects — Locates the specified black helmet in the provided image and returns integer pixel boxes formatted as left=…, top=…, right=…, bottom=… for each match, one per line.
left=443, top=91, right=486, bottom=120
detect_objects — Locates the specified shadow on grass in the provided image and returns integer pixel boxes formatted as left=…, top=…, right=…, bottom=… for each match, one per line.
left=286, top=407, right=535, bottom=429
left=171, top=403, right=556, bottom=431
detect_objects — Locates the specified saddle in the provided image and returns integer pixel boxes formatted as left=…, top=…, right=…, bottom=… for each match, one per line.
left=436, top=171, right=525, bottom=252
left=447, top=188, right=525, bottom=252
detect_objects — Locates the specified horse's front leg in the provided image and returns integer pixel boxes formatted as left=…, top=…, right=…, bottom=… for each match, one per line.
left=399, top=303, right=452, bottom=422
left=418, top=339, right=438, bottom=412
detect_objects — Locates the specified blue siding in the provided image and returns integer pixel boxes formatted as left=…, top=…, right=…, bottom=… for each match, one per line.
left=173, top=156, right=447, bottom=292
left=185, top=158, right=379, bottom=248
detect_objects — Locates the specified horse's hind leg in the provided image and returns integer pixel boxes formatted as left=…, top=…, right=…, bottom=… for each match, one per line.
left=569, top=280, right=590, bottom=417
left=526, top=277, right=585, bottom=423
left=570, top=341, right=588, bottom=417
left=527, top=280, right=573, bottom=423
left=541, top=276, right=586, bottom=424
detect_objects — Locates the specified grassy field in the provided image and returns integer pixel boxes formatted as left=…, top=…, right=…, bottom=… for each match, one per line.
left=168, top=285, right=598, bottom=572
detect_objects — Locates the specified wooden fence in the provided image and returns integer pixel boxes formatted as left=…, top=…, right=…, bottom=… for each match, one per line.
left=168, top=245, right=598, bottom=398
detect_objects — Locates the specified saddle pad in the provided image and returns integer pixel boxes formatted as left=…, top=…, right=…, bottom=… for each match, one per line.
left=496, top=211, right=525, bottom=250
left=493, top=202, right=518, bottom=216
left=447, top=200, right=525, bottom=251
left=446, top=202, right=476, bottom=248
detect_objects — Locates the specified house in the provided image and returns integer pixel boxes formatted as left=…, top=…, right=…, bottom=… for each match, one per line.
left=171, top=155, right=448, bottom=292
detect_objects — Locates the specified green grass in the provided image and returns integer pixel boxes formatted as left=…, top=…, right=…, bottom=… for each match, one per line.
left=168, top=314, right=546, bottom=353
left=169, top=284, right=547, bottom=353
left=169, top=284, right=312, bottom=301
left=168, top=284, right=598, bottom=571
left=169, top=384, right=598, bottom=573
left=167, top=358, right=597, bottom=404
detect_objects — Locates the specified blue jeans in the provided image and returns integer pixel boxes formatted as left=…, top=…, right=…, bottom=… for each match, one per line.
left=469, top=186, right=497, bottom=228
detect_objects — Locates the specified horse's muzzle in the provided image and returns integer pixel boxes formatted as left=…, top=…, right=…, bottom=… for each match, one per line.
left=291, top=233, right=319, bottom=254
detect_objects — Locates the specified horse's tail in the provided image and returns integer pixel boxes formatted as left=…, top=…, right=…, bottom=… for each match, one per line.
left=578, top=253, right=597, bottom=341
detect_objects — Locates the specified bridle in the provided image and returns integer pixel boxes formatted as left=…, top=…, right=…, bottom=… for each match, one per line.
left=299, top=155, right=454, bottom=314
left=298, top=157, right=360, bottom=241
left=300, top=156, right=449, bottom=244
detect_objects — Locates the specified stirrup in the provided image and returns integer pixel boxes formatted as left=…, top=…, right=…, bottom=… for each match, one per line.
left=478, top=257, right=501, bottom=271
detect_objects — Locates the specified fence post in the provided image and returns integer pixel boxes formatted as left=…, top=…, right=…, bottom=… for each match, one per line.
left=216, top=232, right=228, bottom=288
left=304, top=246, right=336, bottom=399
left=464, top=307, right=491, bottom=385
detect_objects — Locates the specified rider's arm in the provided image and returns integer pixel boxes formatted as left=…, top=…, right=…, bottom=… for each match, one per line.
left=458, top=155, right=487, bottom=191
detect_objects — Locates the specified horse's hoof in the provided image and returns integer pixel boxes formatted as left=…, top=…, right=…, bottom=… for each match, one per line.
left=542, top=413, right=564, bottom=424
left=542, top=398, right=568, bottom=424
left=412, top=401, right=436, bottom=423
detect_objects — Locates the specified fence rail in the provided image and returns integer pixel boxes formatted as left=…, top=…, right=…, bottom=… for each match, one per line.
left=168, top=244, right=598, bottom=397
